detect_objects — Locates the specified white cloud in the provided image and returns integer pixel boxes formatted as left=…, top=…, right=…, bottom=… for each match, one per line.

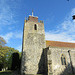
left=14, top=32, right=23, bottom=39
left=0, top=32, right=13, bottom=43
left=0, top=31, right=22, bottom=43
left=45, top=8, right=75, bottom=43
left=16, top=45, right=22, bottom=52
left=0, top=0, right=17, bottom=26
left=45, top=32, right=75, bottom=43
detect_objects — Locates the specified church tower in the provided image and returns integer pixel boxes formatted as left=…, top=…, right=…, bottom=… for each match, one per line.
left=21, top=11, right=46, bottom=75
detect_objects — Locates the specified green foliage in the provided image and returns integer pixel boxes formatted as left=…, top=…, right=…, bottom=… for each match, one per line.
left=0, top=46, right=21, bottom=70
left=0, top=36, right=22, bottom=70
left=6, top=47, right=19, bottom=69
left=0, top=37, right=6, bottom=46
left=11, top=53, right=20, bottom=70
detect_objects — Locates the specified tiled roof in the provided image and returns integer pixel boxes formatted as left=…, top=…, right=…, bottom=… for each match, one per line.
left=46, top=40, right=75, bottom=48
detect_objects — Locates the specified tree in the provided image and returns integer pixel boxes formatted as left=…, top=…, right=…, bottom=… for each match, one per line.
left=0, top=36, right=7, bottom=70
left=11, top=53, right=20, bottom=70
left=0, top=36, right=21, bottom=71
left=0, top=36, right=6, bottom=46
left=7, top=47, right=19, bottom=70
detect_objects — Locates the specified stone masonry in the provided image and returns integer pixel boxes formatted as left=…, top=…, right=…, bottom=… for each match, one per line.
left=44, top=46, right=75, bottom=75
left=21, top=15, right=46, bottom=75
left=21, top=12, right=75, bottom=75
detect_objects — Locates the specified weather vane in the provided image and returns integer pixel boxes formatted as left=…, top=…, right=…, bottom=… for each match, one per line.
left=32, top=10, right=33, bottom=16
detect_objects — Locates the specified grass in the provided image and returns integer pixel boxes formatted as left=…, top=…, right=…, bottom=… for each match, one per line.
left=0, top=70, right=13, bottom=75
left=0, top=70, right=21, bottom=75
left=0, top=70, right=75, bottom=75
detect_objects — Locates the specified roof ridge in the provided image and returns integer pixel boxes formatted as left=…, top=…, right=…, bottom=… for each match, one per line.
left=46, top=40, right=75, bottom=48
left=46, top=40, right=75, bottom=44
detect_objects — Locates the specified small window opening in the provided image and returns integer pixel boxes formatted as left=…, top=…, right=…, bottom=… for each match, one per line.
left=61, top=54, right=66, bottom=65
left=34, top=24, right=37, bottom=30
left=63, top=57, right=66, bottom=65
left=61, top=57, right=63, bottom=65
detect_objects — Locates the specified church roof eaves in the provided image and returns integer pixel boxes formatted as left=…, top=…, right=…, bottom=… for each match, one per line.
left=46, top=40, right=75, bottom=48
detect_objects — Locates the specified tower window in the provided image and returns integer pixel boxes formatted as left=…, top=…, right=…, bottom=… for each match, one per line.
left=34, top=24, right=37, bottom=30
left=61, top=54, right=66, bottom=65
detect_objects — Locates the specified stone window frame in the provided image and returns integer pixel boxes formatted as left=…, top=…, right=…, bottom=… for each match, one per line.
left=61, top=54, right=66, bottom=65
left=48, top=63, right=52, bottom=73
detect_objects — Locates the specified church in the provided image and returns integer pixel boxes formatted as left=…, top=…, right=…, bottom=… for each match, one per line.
left=21, top=12, right=75, bottom=75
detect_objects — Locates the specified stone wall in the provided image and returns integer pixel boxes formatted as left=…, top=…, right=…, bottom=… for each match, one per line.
left=21, top=19, right=46, bottom=75
left=45, top=46, right=75, bottom=75
left=21, top=15, right=75, bottom=75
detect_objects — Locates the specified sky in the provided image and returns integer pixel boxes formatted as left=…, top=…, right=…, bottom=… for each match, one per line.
left=0, top=0, right=75, bottom=52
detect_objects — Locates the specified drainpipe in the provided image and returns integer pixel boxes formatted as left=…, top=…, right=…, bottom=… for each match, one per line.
left=68, top=50, right=74, bottom=74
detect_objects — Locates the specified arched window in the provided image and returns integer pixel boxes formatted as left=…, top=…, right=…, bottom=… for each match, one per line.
left=61, top=56, right=63, bottom=65
left=34, top=24, right=37, bottom=30
left=61, top=54, right=66, bottom=65
left=63, top=57, right=66, bottom=65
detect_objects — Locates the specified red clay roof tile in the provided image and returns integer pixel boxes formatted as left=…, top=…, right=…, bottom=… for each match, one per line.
left=46, top=40, right=75, bottom=48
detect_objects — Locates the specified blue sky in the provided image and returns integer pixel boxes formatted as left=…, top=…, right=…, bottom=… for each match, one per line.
left=0, top=0, right=75, bottom=52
